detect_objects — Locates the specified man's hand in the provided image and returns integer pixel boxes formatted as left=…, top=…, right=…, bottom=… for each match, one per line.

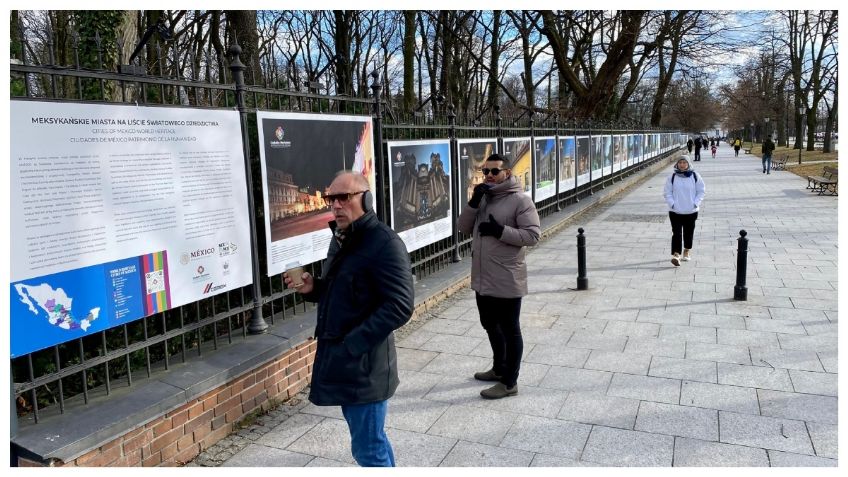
left=284, top=271, right=314, bottom=294
left=468, top=183, right=492, bottom=208
left=478, top=214, right=504, bottom=239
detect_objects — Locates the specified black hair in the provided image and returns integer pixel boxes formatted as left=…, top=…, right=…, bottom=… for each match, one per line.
left=485, top=153, right=511, bottom=169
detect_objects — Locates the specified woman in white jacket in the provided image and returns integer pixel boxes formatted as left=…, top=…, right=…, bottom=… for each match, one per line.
left=663, top=158, right=706, bottom=266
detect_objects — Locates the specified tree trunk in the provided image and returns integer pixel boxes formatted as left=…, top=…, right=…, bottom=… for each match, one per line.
left=823, top=89, right=836, bottom=153
left=438, top=11, right=454, bottom=107
left=112, top=11, right=138, bottom=102
left=210, top=11, right=227, bottom=83
left=402, top=10, right=416, bottom=112
left=226, top=10, right=263, bottom=86
left=144, top=10, right=162, bottom=76
left=487, top=10, right=501, bottom=111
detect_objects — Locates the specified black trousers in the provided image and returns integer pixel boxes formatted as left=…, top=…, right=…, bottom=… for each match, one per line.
left=669, top=211, right=698, bottom=255
left=694, top=148, right=701, bottom=160
left=475, top=293, right=523, bottom=387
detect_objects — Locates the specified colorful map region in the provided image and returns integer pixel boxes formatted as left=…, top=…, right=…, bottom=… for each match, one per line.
left=14, top=283, right=100, bottom=331
left=11, top=251, right=171, bottom=357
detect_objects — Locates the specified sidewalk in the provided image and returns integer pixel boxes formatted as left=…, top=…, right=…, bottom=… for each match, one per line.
left=195, top=145, right=838, bottom=467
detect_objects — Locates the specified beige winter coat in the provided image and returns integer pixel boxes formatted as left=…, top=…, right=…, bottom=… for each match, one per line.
left=458, top=176, right=541, bottom=298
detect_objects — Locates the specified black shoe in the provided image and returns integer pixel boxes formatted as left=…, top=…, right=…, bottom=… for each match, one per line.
left=474, top=369, right=503, bottom=381
left=480, top=382, right=518, bottom=399
left=763, top=170, right=766, bottom=173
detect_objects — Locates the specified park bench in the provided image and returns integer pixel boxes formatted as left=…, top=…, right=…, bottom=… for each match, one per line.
left=806, top=166, right=838, bottom=196
left=772, top=155, right=788, bottom=171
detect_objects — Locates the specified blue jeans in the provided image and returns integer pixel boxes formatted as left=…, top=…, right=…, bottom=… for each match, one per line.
left=341, top=400, right=395, bottom=467
left=762, top=154, right=772, bottom=172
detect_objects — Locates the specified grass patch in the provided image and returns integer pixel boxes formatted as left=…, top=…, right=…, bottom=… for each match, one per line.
left=743, top=144, right=838, bottom=164
left=785, top=161, right=838, bottom=179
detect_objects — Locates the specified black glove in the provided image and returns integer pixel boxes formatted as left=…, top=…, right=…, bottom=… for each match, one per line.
left=478, top=214, right=504, bottom=239
left=468, top=183, right=492, bottom=208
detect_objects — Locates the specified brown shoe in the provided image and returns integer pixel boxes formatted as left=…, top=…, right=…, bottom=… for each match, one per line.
left=474, top=369, right=503, bottom=381
left=480, top=382, right=518, bottom=399
left=671, top=254, right=681, bottom=266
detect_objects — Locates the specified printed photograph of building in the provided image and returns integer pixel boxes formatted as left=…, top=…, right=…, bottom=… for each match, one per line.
left=503, top=138, right=532, bottom=195
left=577, top=136, right=590, bottom=177
left=458, top=139, right=496, bottom=202
left=259, top=115, right=373, bottom=243
left=559, top=137, right=575, bottom=185
left=388, top=140, right=452, bottom=234
left=591, top=136, right=603, bottom=172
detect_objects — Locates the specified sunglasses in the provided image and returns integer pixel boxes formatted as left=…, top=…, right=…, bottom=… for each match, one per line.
left=323, top=190, right=366, bottom=206
left=481, top=168, right=503, bottom=176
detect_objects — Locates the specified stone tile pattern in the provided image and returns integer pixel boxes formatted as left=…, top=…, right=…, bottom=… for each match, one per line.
left=203, top=149, right=837, bottom=467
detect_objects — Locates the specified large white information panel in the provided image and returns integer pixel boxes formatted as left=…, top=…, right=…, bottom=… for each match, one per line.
left=10, top=101, right=253, bottom=357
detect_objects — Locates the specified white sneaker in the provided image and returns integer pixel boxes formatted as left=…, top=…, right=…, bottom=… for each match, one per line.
left=671, top=254, right=681, bottom=266
left=682, top=250, right=691, bottom=261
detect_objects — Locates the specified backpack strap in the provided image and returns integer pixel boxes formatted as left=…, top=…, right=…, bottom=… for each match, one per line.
left=672, top=171, right=698, bottom=184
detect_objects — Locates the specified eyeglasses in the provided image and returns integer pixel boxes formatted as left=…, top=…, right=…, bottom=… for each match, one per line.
left=324, top=191, right=366, bottom=206
left=481, top=168, right=503, bottom=176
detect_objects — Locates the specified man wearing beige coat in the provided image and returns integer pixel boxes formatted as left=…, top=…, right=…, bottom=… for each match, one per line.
left=458, top=153, right=541, bottom=399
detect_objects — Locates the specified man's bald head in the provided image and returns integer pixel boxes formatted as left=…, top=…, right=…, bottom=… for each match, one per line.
left=332, top=170, right=370, bottom=191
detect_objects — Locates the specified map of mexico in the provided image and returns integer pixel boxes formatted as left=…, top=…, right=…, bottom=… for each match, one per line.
left=13, top=283, right=101, bottom=331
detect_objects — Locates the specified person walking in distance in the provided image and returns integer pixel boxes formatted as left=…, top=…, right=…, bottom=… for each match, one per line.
left=663, top=158, right=706, bottom=266
left=459, top=154, right=540, bottom=399
left=686, top=137, right=693, bottom=154
left=693, top=136, right=702, bottom=161
left=284, top=171, right=413, bottom=467
left=711, top=143, right=717, bottom=158
left=762, top=135, right=776, bottom=174
left=733, top=136, right=742, bottom=157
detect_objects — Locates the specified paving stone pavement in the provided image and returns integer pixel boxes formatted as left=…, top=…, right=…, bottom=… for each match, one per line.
left=192, top=145, right=837, bottom=467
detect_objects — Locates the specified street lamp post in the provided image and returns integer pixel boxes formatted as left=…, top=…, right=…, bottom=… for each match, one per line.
left=764, top=117, right=770, bottom=141
left=798, top=106, right=805, bottom=164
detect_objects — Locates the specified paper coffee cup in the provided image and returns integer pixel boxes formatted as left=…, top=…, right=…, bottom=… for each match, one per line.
left=287, top=266, right=305, bottom=288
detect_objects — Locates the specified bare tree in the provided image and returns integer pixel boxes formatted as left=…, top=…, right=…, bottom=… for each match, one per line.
left=541, top=10, right=647, bottom=119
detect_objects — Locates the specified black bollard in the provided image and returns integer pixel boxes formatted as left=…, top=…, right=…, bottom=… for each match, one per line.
left=734, top=230, right=748, bottom=301
left=577, top=228, right=589, bottom=290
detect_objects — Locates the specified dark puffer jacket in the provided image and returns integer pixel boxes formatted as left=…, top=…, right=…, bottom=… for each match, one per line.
left=303, top=211, right=414, bottom=406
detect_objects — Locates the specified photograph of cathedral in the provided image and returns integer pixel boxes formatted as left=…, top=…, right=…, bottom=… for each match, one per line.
left=388, top=140, right=452, bottom=237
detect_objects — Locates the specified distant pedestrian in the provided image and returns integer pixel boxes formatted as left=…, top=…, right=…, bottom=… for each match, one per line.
left=687, top=138, right=693, bottom=154
left=693, top=137, right=702, bottom=161
left=711, top=144, right=717, bottom=158
left=459, top=154, right=540, bottom=400
left=733, top=137, right=742, bottom=157
left=285, top=171, right=413, bottom=467
left=762, top=135, right=776, bottom=174
left=663, top=158, right=705, bottom=266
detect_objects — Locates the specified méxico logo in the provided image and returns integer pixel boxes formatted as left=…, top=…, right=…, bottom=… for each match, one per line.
left=275, top=126, right=284, bottom=141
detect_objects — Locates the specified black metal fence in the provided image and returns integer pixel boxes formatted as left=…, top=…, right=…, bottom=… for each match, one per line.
left=10, top=40, right=680, bottom=430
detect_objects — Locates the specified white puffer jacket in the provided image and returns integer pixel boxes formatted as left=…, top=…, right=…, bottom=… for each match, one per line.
left=663, top=169, right=705, bottom=214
